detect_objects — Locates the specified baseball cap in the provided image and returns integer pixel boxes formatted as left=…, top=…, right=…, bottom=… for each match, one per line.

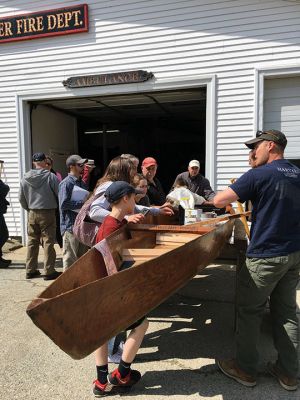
left=142, top=157, right=157, bottom=168
left=32, top=152, right=46, bottom=162
left=105, top=181, right=141, bottom=203
left=245, top=130, right=287, bottom=149
left=66, top=154, right=88, bottom=167
left=189, top=160, right=200, bottom=168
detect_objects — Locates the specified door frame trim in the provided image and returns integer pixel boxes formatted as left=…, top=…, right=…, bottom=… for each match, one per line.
left=16, top=74, right=217, bottom=241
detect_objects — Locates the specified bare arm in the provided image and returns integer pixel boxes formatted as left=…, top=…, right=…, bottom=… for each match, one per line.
left=213, top=188, right=239, bottom=208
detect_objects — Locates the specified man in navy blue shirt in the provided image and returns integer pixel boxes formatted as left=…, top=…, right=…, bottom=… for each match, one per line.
left=59, top=155, right=89, bottom=271
left=213, top=130, right=300, bottom=391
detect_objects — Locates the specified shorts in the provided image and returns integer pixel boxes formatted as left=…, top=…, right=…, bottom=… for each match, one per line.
left=126, top=316, right=146, bottom=331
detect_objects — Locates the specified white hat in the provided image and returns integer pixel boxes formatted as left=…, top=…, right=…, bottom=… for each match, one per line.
left=188, top=160, right=200, bottom=168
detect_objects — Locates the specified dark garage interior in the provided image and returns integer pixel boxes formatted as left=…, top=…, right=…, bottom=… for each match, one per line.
left=31, top=88, right=207, bottom=192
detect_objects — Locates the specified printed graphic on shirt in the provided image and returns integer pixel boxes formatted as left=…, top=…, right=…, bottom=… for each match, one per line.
left=277, top=167, right=299, bottom=179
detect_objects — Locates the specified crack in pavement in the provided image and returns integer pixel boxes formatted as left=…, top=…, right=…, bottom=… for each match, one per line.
left=0, top=278, right=47, bottom=287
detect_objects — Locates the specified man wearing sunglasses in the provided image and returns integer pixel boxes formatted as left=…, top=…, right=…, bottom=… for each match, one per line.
left=59, top=155, right=89, bottom=271
left=213, top=130, right=300, bottom=391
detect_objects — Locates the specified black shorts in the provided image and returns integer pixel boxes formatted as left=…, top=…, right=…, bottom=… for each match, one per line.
left=126, top=317, right=146, bottom=331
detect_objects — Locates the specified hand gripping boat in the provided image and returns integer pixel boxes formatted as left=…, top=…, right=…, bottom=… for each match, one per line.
left=26, top=213, right=245, bottom=360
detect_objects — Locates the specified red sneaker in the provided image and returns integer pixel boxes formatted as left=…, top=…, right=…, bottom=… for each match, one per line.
left=92, top=379, right=112, bottom=397
left=107, top=368, right=141, bottom=387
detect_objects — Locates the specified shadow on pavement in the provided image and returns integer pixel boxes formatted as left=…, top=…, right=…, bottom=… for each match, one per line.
left=126, top=367, right=300, bottom=399
left=127, top=266, right=300, bottom=398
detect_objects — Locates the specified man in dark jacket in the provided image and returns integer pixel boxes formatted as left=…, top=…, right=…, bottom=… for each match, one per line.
left=141, top=157, right=166, bottom=206
left=171, top=160, right=215, bottom=201
left=19, top=153, right=61, bottom=280
left=0, top=163, right=10, bottom=268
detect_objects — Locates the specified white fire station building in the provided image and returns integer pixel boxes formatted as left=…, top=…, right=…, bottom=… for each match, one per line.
left=0, top=0, right=300, bottom=239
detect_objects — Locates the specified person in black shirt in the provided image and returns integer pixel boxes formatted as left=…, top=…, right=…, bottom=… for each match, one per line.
left=141, top=157, right=166, bottom=206
left=171, top=160, right=215, bottom=201
left=0, top=167, right=10, bottom=268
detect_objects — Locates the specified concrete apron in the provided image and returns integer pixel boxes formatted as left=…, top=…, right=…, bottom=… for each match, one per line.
left=0, top=259, right=299, bottom=399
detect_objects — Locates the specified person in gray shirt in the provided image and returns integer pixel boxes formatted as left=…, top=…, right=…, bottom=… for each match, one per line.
left=19, top=152, right=61, bottom=281
left=171, top=160, right=215, bottom=201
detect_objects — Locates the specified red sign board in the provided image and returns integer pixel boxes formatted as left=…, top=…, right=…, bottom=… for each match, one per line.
left=0, top=4, right=88, bottom=44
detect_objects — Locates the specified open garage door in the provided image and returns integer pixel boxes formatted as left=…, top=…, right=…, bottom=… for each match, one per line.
left=30, top=88, right=206, bottom=193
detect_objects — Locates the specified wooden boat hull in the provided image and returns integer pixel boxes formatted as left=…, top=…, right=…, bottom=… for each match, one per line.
left=27, top=219, right=234, bottom=360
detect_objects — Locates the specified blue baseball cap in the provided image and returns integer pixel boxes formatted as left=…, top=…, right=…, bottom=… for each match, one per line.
left=32, top=152, right=46, bottom=162
left=105, top=181, right=141, bottom=203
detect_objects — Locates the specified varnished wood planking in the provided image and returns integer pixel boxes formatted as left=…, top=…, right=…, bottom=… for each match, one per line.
left=26, top=219, right=234, bottom=359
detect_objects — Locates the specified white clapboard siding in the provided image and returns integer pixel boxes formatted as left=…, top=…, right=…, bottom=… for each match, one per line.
left=264, top=76, right=300, bottom=159
left=1, top=0, right=300, bottom=235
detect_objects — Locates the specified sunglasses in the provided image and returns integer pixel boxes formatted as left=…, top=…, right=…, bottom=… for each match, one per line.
left=256, top=130, right=279, bottom=141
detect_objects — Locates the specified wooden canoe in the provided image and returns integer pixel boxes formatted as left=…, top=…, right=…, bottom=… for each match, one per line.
left=26, top=214, right=239, bottom=360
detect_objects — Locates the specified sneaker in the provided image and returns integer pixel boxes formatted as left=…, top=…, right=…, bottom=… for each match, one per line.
left=92, top=380, right=112, bottom=397
left=108, top=368, right=141, bottom=387
left=0, top=258, right=11, bottom=268
left=44, top=271, right=62, bottom=281
left=26, top=270, right=42, bottom=279
left=216, top=359, right=257, bottom=387
left=267, top=362, right=298, bottom=391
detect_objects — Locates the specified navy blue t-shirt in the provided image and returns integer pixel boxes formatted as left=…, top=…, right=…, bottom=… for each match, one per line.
left=230, top=159, right=300, bottom=257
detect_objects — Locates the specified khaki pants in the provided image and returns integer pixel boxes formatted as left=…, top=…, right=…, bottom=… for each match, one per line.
left=236, top=250, right=300, bottom=378
left=62, top=231, right=88, bottom=271
left=26, top=209, right=56, bottom=275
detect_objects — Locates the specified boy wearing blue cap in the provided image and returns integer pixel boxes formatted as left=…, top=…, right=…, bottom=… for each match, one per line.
left=93, top=181, right=148, bottom=397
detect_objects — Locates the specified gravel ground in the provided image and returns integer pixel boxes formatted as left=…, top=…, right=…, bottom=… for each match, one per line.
left=0, top=262, right=299, bottom=400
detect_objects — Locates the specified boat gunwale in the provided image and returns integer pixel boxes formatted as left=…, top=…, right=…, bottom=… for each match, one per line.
left=30, top=213, right=245, bottom=302
left=27, top=224, right=220, bottom=303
